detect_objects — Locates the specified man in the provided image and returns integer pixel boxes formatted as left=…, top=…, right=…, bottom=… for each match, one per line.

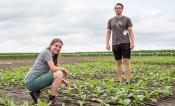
left=106, top=3, right=135, bottom=83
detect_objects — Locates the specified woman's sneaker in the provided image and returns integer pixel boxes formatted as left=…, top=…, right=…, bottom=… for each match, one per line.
left=48, top=95, right=57, bottom=105
left=29, top=91, right=41, bottom=103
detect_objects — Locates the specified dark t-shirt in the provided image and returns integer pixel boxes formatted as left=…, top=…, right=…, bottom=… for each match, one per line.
left=107, top=16, right=132, bottom=45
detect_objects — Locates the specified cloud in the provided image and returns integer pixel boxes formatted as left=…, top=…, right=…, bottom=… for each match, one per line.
left=0, top=0, right=174, bottom=52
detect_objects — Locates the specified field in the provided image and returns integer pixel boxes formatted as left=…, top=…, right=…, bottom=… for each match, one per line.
left=0, top=51, right=175, bottom=106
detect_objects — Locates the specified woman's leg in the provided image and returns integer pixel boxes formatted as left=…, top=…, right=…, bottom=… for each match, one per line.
left=26, top=72, right=54, bottom=103
left=50, top=70, right=63, bottom=96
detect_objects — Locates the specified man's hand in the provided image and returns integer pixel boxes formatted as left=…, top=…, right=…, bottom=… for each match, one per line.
left=130, top=43, right=135, bottom=49
left=106, top=43, right=111, bottom=50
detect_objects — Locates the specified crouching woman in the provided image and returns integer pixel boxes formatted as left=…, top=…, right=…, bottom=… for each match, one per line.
left=24, top=38, right=69, bottom=103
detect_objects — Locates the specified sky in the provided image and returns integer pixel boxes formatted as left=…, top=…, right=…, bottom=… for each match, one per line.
left=0, top=0, right=175, bottom=53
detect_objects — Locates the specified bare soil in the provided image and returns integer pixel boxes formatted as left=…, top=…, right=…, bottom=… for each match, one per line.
left=0, top=56, right=175, bottom=106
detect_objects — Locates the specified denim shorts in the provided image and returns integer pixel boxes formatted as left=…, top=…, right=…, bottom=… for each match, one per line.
left=25, top=72, right=54, bottom=92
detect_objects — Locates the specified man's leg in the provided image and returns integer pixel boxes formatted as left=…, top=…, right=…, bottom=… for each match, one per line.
left=112, top=45, right=122, bottom=82
left=116, top=60, right=122, bottom=82
left=123, top=59, right=131, bottom=83
left=122, top=43, right=131, bottom=83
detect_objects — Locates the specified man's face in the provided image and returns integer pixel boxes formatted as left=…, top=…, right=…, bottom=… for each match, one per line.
left=115, top=5, right=123, bottom=15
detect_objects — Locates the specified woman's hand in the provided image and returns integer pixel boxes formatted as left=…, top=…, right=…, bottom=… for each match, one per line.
left=58, top=67, right=68, bottom=76
left=62, top=79, right=70, bottom=87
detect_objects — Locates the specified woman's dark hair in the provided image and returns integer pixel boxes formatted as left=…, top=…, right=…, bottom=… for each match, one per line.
left=48, top=38, right=63, bottom=66
left=115, top=3, right=124, bottom=9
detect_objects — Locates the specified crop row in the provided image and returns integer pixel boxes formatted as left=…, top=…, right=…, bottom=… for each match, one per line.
left=0, top=50, right=175, bottom=59
left=0, top=60, right=174, bottom=105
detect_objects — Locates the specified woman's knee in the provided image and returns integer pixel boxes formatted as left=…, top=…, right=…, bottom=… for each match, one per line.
left=53, top=70, right=63, bottom=79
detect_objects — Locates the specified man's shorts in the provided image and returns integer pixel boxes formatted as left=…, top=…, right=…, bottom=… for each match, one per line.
left=25, top=71, right=54, bottom=92
left=112, top=43, right=131, bottom=60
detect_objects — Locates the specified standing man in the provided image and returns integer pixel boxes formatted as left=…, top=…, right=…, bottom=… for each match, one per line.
left=106, top=3, right=135, bottom=83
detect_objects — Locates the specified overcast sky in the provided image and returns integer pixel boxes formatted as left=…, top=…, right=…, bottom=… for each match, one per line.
left=0, top=0, right=175, bottom=52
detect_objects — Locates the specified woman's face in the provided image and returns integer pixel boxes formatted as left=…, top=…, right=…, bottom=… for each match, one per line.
left=50, top=42, right=62, bottom=55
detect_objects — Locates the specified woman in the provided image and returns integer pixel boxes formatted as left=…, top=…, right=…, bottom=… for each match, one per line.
left=25, top=38, right=69, bottom=103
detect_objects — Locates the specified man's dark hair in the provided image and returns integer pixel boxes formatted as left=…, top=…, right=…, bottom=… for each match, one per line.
left=115, top=3, right=124, bottom=9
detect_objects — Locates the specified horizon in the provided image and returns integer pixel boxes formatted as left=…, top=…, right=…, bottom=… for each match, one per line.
left=0, top=49, right=175, bottom=53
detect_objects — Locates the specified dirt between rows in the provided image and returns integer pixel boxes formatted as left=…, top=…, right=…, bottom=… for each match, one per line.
left=0, top=56, right=175, bottom=106
left=0, top=56, right=110, bottom=70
